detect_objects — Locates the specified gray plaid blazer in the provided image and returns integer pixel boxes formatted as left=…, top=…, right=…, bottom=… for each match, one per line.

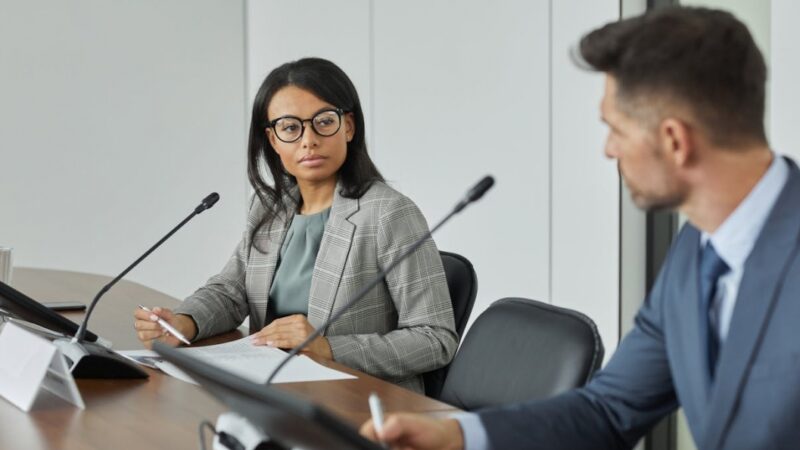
left=174, top=181, right=458, bottom=392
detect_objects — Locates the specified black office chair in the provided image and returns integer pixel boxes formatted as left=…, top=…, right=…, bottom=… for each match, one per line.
left=438, top=297, right=604, bottom=410
left=422, top=251, right=478, bottom=399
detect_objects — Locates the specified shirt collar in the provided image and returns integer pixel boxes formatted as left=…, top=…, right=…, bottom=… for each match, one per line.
left=700, top=154, right=789, bottom=271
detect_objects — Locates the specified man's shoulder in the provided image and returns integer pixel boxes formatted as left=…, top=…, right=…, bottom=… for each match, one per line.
left=665, top=222, right=701, bottom=262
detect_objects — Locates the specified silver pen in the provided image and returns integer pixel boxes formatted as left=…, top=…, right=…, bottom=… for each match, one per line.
left=369, top=392, right=386, bottom=444
left=138, top=305, right=191, bottom=346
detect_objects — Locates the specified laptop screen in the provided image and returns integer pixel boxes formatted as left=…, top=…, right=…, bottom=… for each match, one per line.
left=0, top=281, right=98, bottom=342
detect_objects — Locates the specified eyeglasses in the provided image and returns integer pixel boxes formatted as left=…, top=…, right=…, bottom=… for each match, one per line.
left=266, top=108, right=346, bottom=143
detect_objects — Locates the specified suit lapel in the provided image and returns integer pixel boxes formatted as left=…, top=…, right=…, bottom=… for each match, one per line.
left=247, top=193, right=295, bottom=329
left=673, top=227, right=714, bottom=405
left=703, top=160, right=800, bottom=449
left=307, top=187, right=359, bottom=332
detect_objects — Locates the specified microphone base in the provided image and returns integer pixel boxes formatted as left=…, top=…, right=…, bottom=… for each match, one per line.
left=214, top=412, right=290, bottom=450
left=54, top=338, right=149, bottom=379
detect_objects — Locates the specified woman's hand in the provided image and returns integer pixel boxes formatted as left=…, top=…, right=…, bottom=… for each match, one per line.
left=132, top=307, right=197, bottom=349
left=360, top=414, right=465, bottom=450
left=250, top=314, right=333, bottom=359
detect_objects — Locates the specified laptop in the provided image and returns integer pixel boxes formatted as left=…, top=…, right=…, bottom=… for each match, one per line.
left=0, top=281, right=99, bottom=342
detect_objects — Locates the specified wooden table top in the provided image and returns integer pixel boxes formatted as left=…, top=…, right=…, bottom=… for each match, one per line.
left=0, top=268, right=458, bottom=450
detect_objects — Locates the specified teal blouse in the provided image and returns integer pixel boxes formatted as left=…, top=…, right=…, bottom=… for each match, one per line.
left=267, top=208, right=331, bottom=319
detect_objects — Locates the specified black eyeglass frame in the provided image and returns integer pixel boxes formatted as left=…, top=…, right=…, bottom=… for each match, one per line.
left=265, top=107, right=347, bottom=143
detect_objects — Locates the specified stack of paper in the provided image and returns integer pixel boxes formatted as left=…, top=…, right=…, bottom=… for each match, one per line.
left=120, top=337, right=355, bottom=385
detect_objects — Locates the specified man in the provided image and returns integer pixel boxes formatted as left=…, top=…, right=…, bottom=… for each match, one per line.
left=361, top=6, right=800, bottom=450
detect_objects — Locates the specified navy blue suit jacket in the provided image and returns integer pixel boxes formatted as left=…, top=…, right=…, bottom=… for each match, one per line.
left=479, top=158, right=800, bottom=449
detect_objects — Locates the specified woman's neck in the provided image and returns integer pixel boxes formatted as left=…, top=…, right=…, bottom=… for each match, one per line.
left=297, top=178, right=336, bottom=215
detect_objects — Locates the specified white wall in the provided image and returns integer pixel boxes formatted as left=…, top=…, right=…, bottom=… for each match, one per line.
left=770, top=0, right=800, bottom=162
left=245, top=0, right=372, bottom=139
left=247, top=0, right=622, bottom=351
left=0, top=0, right=249, bottom=300
left=551, top=0, right=621, bottom=354
left=1, top=0, right=625, bottom=352
left=370, top=0, right=551, bottom=326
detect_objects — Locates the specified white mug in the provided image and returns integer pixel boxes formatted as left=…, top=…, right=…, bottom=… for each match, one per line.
left=0, top=247, right=12, bottom=285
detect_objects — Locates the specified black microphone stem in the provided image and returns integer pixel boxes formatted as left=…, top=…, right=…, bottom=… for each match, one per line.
left=265, top=208, right=461, bottom=385
left=74, top=195, right=217, bottom=344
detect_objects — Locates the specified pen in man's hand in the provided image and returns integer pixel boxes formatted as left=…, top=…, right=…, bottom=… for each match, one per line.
left=369, top=392, right=386, bottom=443
left=138, top=305, right=191, bottom=346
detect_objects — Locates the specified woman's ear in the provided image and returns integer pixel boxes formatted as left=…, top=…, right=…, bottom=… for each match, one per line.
left=267, top=128, right=279, bottom=151
left=345, top=112, right=355, bottom=142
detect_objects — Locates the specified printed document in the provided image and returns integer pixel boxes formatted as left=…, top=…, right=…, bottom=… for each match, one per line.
left=120, top=336, right=355, bottom=384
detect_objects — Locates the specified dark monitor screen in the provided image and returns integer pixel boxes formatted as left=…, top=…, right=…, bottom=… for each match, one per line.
left=0, top=281, right=98, bottom=342
left=153, top=342, right=383, bottom=450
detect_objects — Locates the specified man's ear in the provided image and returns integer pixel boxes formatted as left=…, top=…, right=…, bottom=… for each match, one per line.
left=659, top=117, right=693, bottom=167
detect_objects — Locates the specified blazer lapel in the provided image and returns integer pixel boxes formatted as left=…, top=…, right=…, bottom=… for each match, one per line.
left=703, top=160, right=800, bottom=449
left=247, top=192, right=295, bottom=329
left=307, top=187, right=359, bottom=332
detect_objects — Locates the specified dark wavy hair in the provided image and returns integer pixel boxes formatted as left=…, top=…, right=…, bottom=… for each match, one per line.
left=246, top=57, right=383, bottom=235
left=579, top=6, right=767, bottom=147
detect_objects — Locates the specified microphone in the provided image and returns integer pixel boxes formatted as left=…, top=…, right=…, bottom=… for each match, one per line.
left=55, top=193, right=220, bottom=379
left=265, top=176, right=495, bottom=385
left=195, top=192, right=220, bottom=214
left=454, top=175, right=494, bottom=213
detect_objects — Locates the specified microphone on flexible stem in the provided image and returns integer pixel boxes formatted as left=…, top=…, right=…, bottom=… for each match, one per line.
left=265, top=176, right=495, bottom=385
left=55, top=192, right=220, bottom=379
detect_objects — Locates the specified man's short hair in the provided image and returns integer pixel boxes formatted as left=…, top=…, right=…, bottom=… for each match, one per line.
left=579, top=6, right=767, bottom=147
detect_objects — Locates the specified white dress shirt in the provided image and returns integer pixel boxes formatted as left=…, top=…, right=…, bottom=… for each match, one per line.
left=701, top=154, right=788, bottom=342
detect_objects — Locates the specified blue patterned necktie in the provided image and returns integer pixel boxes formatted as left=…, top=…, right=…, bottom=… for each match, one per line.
left=699, top=242, right=730, bottom=380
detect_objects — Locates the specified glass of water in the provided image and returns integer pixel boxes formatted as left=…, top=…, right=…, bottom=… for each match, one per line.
left=0, top=247, right=12, bottom=285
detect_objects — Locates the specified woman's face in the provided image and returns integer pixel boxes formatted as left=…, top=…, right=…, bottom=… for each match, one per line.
left=266, top=85, right=353, bottom=187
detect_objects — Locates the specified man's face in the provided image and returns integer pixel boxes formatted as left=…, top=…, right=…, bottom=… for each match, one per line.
left=600, top=76, right=686, bottom=211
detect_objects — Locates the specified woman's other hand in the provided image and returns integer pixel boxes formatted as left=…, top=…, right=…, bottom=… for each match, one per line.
left=251, top=314, right=333, bottom=359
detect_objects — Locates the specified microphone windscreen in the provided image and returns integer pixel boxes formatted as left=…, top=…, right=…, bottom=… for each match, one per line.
left=467, top=176, right=495, bottom=202
left=202, top=192, right=220, bottom=209
left=195, top=192, right=220, bottom=214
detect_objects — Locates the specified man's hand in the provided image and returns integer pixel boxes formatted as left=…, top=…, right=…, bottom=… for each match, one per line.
left=250, top=314, right=333, bottom=359
left=360, top=414, right=465, bottom=450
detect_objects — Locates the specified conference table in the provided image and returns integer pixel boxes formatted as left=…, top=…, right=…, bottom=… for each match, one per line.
left=0, top=268, right=459, bottom=449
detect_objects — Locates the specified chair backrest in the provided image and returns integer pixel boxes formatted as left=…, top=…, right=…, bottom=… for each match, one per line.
left=422, top=251, right=478, bottom=399
left=439, top=297, right=604, bottom=411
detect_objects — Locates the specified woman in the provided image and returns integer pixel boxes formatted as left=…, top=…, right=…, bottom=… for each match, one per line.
left=133, top=57, right=457, bottom=393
